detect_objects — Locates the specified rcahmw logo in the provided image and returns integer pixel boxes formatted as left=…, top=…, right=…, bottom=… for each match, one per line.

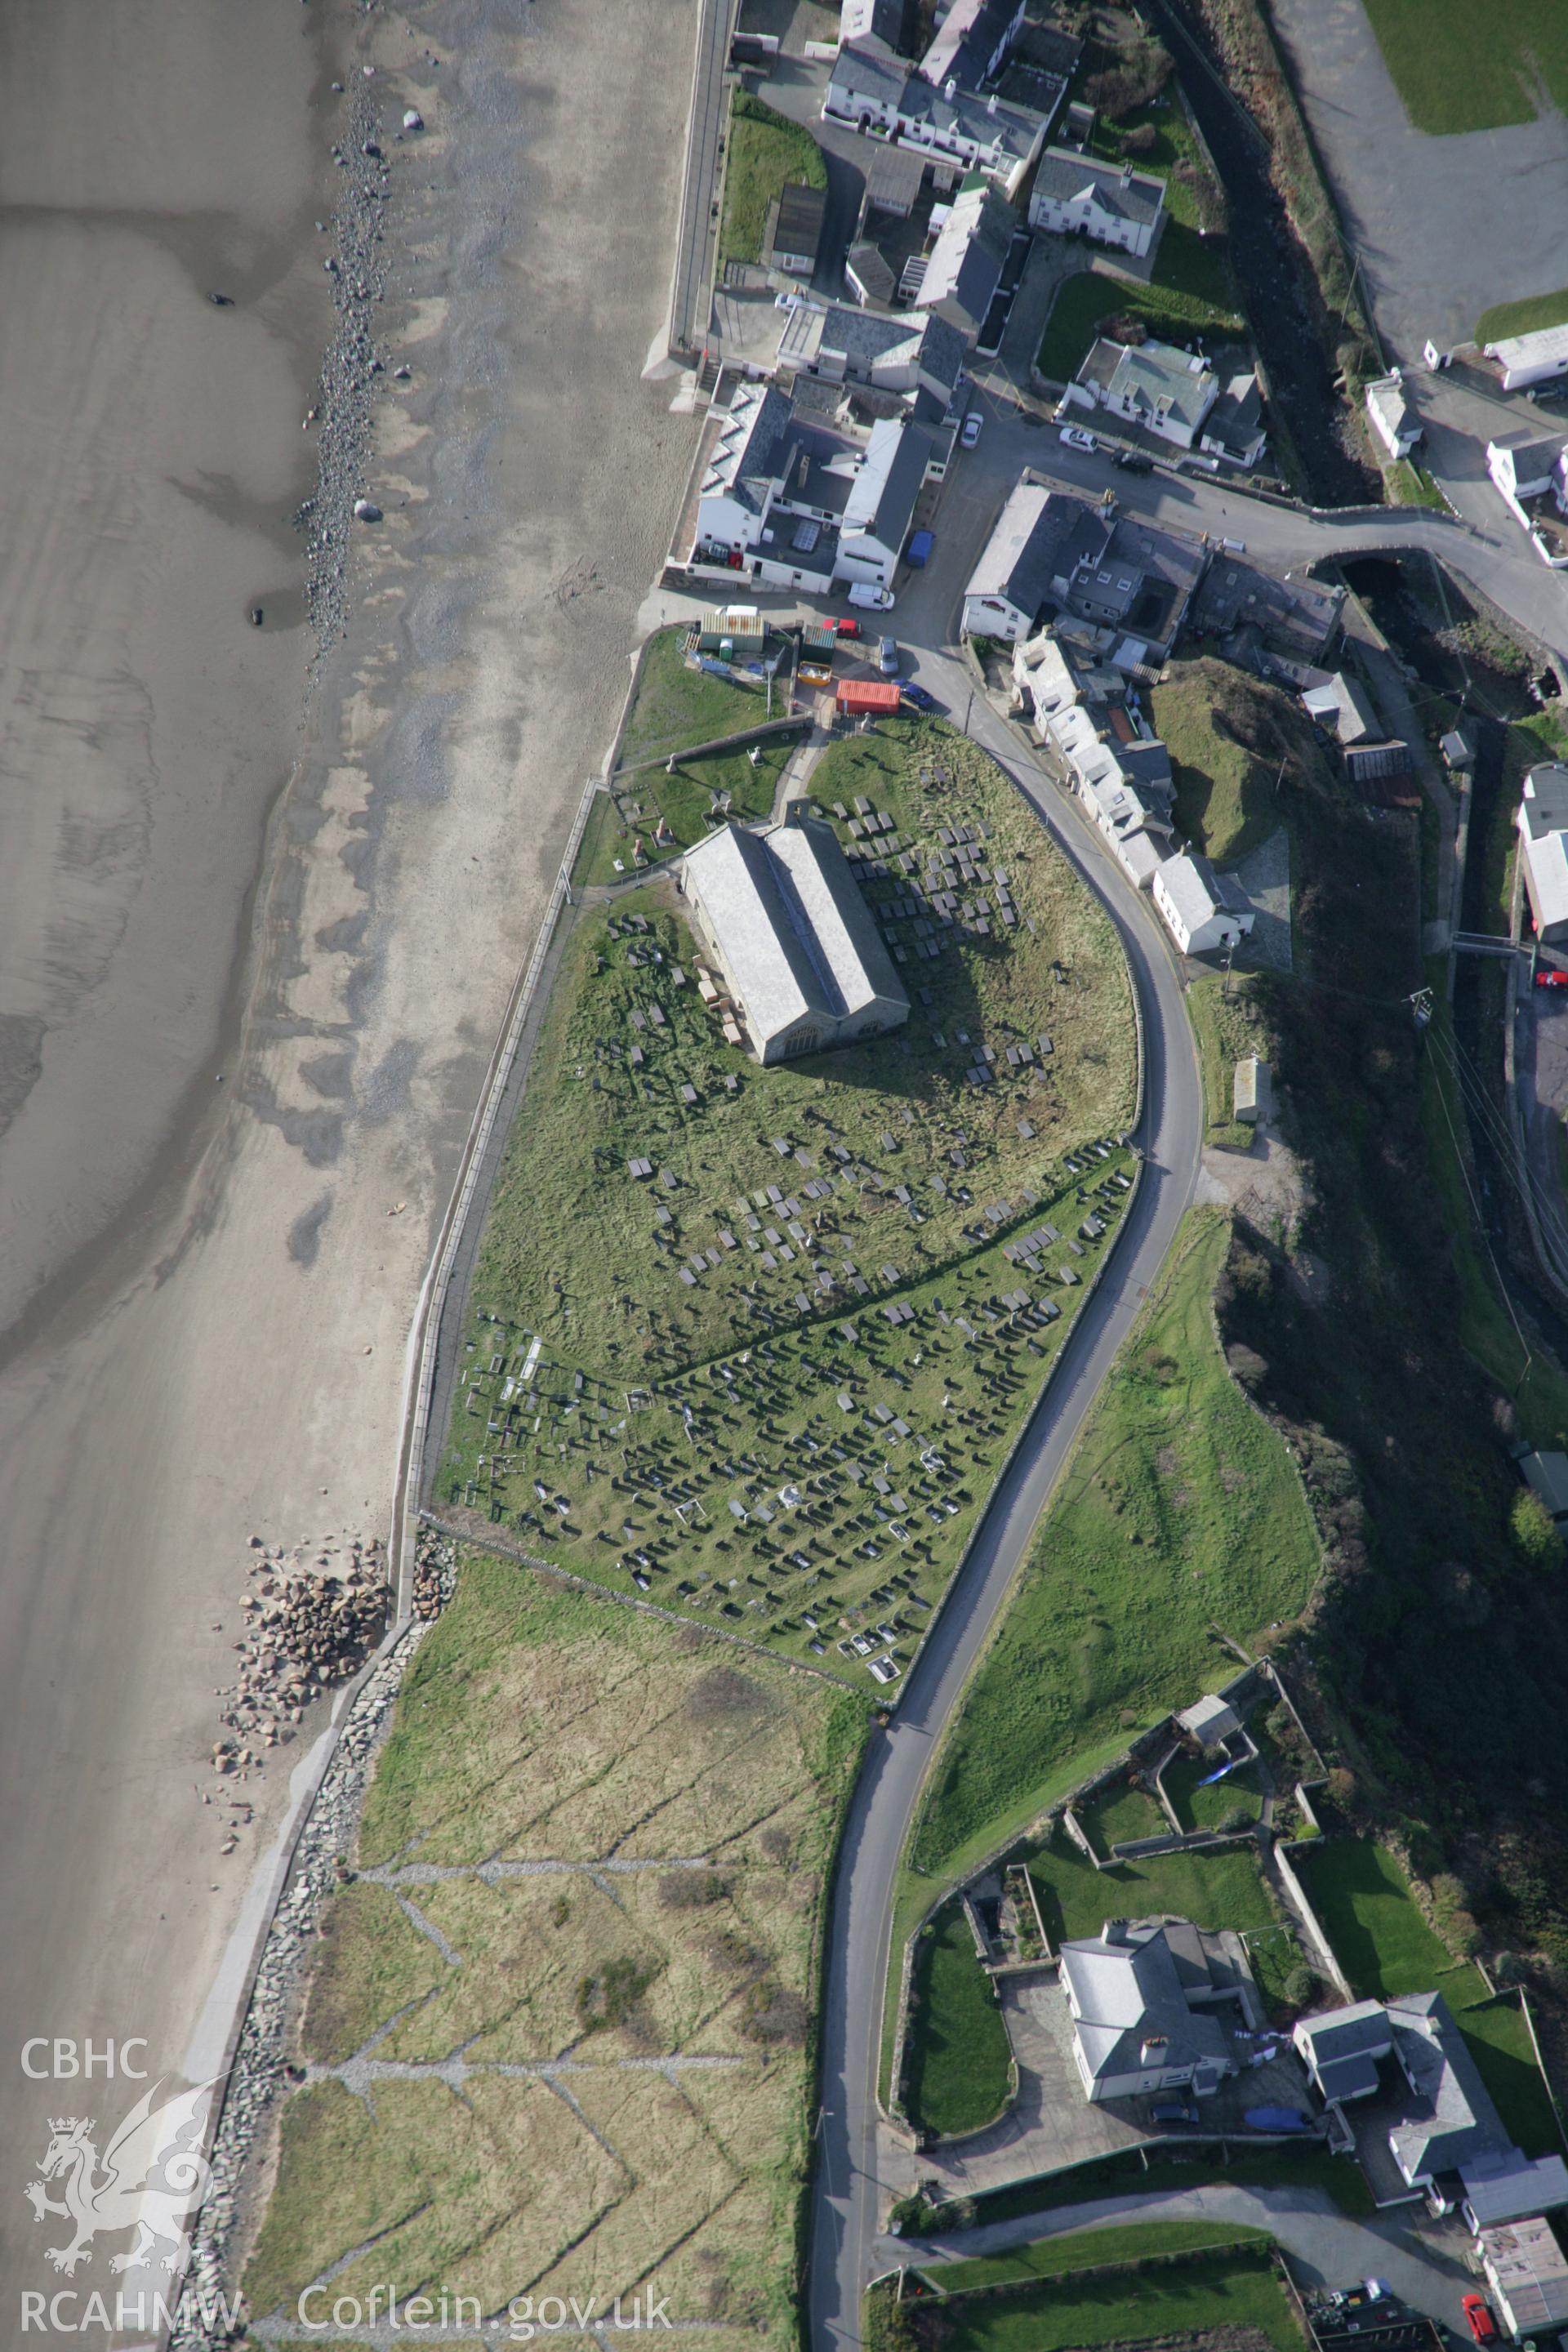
left=20, top=2041, right=221, bottom=2331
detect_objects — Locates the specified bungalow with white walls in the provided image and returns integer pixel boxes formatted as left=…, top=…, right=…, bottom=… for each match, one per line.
left=1365, top=370, right=1421, bottom=460
left=1153, top=853, right=1254, bottom=956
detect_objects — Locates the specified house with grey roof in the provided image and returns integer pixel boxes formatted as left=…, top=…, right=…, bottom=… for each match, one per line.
left=823, top=44, right=1058, bottom=198
left=1063, top=336, right=1218, bottom=449
left=918, top=0, right=1025, bottom=91
left=962, top=482, right=1071, bottom=639
left=1295, top=1989, right=1568, bottom=2223
left=677, top=805, right=908, bottom=1064
left=1488, top=430, right=1566, bottom=507
left=693, top=385, right=929, bottom=591
left=1059, top=1918, right=1237, bottom=2104
left=1517, top=762, right=1568, bottom=942
left=1178, top=1692, right=1242, bottom=1750
left=823, top=38, right=909, bottom=127
left=912, top=173, right=1016, bottom=344
left=1294, top=2000, right=1392, bottom=2105
left=1152, top=853, right=1254, bottom=956
left=1365, top=369, right=1421, bottom=461
left=1193, top=555, right=1343, bottom=683
left=1029, top=145, right=1165, bottom=257
left=778, top=300, right=966, bottom=412
left=765, top=181, right=828, bottom=278
left=1200, top=367, right=1267, bottom=470
left=838, top=415, right=932, bottom=585
left=840, top=0, right=906, bottom=58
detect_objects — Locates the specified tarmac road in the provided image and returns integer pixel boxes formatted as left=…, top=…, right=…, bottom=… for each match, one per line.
left=805, top=650, right=1208, bottom=2350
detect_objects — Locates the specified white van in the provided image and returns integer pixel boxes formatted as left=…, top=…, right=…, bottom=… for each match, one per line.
left=847, top=581, right=895, bottom=611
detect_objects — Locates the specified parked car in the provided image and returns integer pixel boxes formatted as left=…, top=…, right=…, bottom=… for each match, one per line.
left=846, top=581, right=894, bottom=611
left=1060, top=425, right=1098, bottom=452
left=1536, top=969, right=1568, bottom=988
left=878, top=635, right=900, bottom=676
left=1462, top=2297, right=1498, bottom=2345
left=906, top=528, right=935, bottom=568
left=1149, top=2099, right=1199, bottom=2126
left=834, top=617, right=861, bottom=637
left=901, top=681, right=938, bottom=711
left=961, top=410, right=982, bottom=448
left=1113, top=448, right=1154, bottom=473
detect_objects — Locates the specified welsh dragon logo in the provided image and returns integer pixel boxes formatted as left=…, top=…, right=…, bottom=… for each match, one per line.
left=24, top=2078, right=215, bottom=2278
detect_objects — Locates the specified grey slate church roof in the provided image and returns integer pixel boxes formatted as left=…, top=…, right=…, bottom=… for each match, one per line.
left=680, top=816, right=908, bottom=1050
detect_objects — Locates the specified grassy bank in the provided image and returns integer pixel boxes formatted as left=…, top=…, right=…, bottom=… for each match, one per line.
left=1151, top=653, right=1325, bottom=864
left=1417, top=977, right=1568, bottom=1452
left=961, top=2139, right=1374, bottom=2227
left=884, top=2240, right=1302, bottom=2352
left=907, top=1209, right=1320, bottom=1877
left=718, top=91, right=827, bottom=270
left=443, top=715, right=1140, bottom=1676
left=933, top=2219, right=1270, bottom=2292
left=1187, top=974, right=1277, bottom=1152
left=1292, top=1838, right=1483, bottom=2002
left=244, top=1557, right=866, bottom=2347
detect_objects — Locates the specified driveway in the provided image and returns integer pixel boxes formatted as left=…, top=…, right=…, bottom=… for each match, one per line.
left=1267, top=0, right=1568, bottom=362
left=893, top=2180, right=1481, bottom=2332
left=884, top=1972, right=1147, bottom=2206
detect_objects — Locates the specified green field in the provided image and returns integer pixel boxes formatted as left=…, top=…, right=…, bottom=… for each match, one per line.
left=621, top=629, right=772, bottom=765
left=893, top=2243, right=1302, bottom=2352
left=1037, top=263, right=1245, bottom=388
left=1360, top=0, right=1568, bottom=137
left=718, top=91, right=828, bottom=270
left=1023, top=1818, right=1274, bottom=1947
left=1457, top=1996, right=1563, bottom=2158
left=1477, top=287, right=1568, bottom=348
left=904, top=1901, right=1013, bottom=2138
left=907, top=1209, right=1321, bottom=1876
left=244, top=1560, right=866, bottom=2347
left=1291, top=1839, right=1476, bottom=2000
left=933, top=2219, right=1270, bottom=2292
left=445, top=715, right=1138, bottom=1675
left=1164, top=1748, right=1262, bottom=1833
left=1080, top=1772, right=1166, bottom=1853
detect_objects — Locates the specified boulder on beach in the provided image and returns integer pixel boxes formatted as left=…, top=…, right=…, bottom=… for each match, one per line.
left=403, top=109, right=424, bottom=131
left=354, top=499, right=383, bottom=523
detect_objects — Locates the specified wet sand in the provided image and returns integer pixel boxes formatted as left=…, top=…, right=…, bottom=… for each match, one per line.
left=0, top=0, right=700, bottom=2310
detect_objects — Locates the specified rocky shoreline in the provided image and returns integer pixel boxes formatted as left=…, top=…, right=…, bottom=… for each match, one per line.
left=296, top=81, right=401, bottom=662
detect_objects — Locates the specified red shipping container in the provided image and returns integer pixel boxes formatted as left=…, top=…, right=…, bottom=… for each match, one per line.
left=835, top=679, right=902, bottom=715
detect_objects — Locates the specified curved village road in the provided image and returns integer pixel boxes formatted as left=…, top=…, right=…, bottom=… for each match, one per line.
left=806, top=660, right=1207, bottom=2351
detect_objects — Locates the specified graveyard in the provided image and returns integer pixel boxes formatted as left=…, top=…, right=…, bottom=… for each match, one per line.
left=438, top=716, right=1139, bottom=1681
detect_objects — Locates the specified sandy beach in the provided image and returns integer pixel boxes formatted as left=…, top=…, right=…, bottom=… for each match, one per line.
left=0, top=0, right=699, bottom=2319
